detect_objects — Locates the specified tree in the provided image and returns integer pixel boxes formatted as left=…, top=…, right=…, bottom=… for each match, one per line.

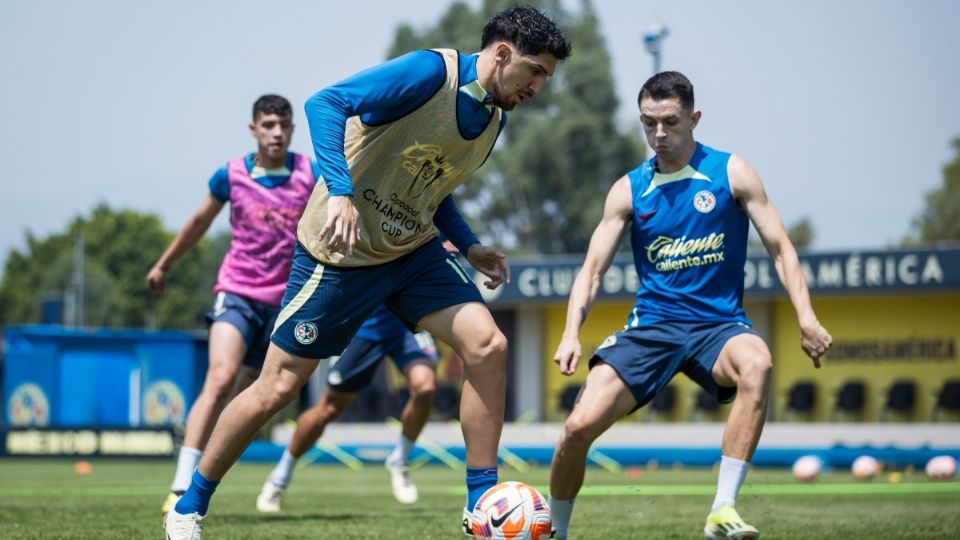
left=786, top=217, right=814, bottom=250
left=747, top=216, right=815, bottom=254
left=906, top=137, right=960, bottom=244
left=387, top=0, right=645, bottom=254
left=0, top=204, right=226, bottom=329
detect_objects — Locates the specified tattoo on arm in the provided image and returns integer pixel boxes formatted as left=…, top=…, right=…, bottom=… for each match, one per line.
left=579, top=307, right=588, bottom=323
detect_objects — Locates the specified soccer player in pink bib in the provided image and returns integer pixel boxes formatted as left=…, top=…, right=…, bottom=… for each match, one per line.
left=147, top=95, right=315, bottom=516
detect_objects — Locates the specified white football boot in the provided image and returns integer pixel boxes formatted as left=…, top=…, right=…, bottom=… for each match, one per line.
left=163, top=507, right=203, bottom=540
left=385, top=460, right=418, bottom=504
left=462, top=507, right=487, bottom=538
left=255, top=480, right=286, bottom=513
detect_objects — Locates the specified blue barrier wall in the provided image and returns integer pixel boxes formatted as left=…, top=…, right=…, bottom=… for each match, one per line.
left=3, top=325, right=207, bottom=428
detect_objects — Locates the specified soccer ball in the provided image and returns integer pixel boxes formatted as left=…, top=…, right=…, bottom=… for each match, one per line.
left=792, top=455, right=822, bottom=482
left=469, top=481, right=552, bottom=539
left=851, top=455, right=881, bottom=480
left=925, top=455, right=957, bottom=480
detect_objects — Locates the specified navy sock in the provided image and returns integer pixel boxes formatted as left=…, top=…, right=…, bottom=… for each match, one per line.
left=465, top=466, right=498, bottom=511
left=174, top=470, right=219, bottom=516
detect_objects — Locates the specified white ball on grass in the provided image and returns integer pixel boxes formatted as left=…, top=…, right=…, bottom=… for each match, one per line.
left=925, top=455, right=957, bottom=480
left=792, top=455, right=822, bottom=482
left=851, top=455, right=881, bottom=480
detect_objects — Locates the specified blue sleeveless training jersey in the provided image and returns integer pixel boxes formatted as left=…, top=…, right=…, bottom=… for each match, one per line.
left=626, top=142, right=750, bottom=327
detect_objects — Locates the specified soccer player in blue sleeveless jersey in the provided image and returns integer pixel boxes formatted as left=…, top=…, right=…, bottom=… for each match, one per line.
left=547, top=72, right=833, bottom=540
left=164, top=6, right=571, bottom=540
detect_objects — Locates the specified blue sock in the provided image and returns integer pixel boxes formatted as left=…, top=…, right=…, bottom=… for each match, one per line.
left=174, top=470, right=219, bottom=516
left=466, top=466, right=498, bottom=511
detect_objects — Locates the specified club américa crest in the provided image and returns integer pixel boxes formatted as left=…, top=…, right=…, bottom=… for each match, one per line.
left=143, top=380, right=186, bottom=426
left=598, top=334, right=617, bottom=349
left=8, top=383, right=50, bottom=426
left=294, top=321, right=319, bottom=345
left=693, top=190, right=716, bottom=213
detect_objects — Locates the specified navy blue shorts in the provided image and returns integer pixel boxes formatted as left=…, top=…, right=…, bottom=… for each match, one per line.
left=205, top=291, right=280, bottom=369
left=589, top=321, right=756, bottom=411
left=326, top=331, right=438, bottom=392
left=271, top=237, right=484, bottom=359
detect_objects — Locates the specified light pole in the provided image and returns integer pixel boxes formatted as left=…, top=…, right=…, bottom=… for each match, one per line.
left=643, top=20, right=669, bottom=75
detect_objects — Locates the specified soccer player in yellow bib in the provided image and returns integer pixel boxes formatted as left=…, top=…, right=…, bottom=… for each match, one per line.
left=164, top=6, right=571, bottom=539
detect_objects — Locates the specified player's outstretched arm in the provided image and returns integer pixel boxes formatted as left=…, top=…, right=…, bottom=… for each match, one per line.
left=555, top=176, right=632, bottom=376
left=729, top=155, right=832, bottom=366
left=147, top=194, right=224, bottom=294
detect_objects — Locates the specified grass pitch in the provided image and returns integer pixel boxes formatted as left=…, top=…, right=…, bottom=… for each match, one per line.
left=0, top=458, right=958, bottom=539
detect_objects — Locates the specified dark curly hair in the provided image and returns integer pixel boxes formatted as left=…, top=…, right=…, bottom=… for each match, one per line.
left=481, top=4, right=572, bottom=60
left=252, top=94, right=292, bottom=121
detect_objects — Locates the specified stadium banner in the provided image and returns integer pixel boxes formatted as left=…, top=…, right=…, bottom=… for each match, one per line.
left=771, top=293, right=960, bottom=422
left=470, top=247, right=960, bottom=305
left=2, top=428, right=176, bottom=457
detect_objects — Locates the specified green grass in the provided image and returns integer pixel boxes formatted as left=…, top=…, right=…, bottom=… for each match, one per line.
left=1, top=459, right=958, bottom=539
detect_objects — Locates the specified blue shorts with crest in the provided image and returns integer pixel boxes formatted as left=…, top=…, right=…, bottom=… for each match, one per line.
left=271, top=237, right=483, bottom=359
left=205, top=291, right=280, bottom=369
left=589, top=320, right=756, bottom=411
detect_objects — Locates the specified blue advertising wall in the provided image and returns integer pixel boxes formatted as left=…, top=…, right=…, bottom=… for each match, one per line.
left=3, top=325, right=207, bottom=429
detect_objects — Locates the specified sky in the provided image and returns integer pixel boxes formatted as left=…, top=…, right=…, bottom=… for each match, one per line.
left=2, top=0, right=958, bottom=271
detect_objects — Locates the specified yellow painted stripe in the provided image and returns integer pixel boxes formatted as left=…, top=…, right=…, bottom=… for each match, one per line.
left=273, top=263, right=325, bottom=332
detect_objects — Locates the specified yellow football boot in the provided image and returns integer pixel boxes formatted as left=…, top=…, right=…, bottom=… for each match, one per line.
left=704, top=505, right=759, bottom=539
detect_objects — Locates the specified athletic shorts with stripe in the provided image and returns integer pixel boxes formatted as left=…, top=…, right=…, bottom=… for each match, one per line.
left=589, top=321, right=756, bottom=412
left=271, top=236, right=483, bottom=359
left=206, top=291, right=280, bottom=369
left=327, top=331, right=438, bottom=393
